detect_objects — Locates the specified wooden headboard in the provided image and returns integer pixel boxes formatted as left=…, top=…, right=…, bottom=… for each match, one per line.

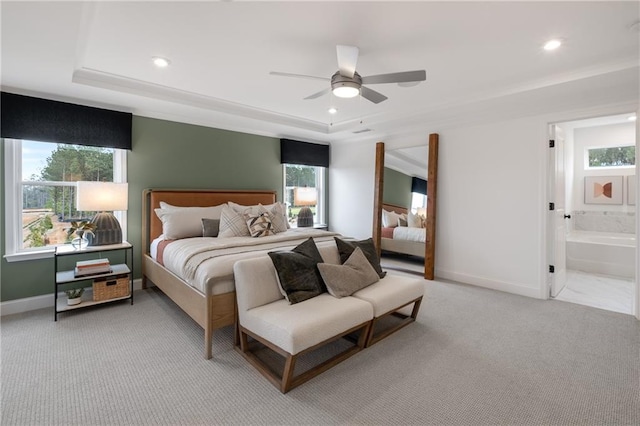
left=382, top=202, right=408, bottom=216
left=142, top=189, right=277, bottom=251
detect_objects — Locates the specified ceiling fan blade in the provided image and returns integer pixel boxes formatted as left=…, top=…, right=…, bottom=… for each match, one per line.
left=304, top=87, right=331, bottom=100
left=336, top=45, right=359, bottom=78
left=362, top=70, right=426, bottom=85
left=269, top=71, right=329, bottom=82
left=360, top=86, right=388, bottom=104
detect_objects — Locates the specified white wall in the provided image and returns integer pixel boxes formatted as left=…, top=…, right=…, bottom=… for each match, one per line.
left=329, top=140, right=376, bottom=240
left=330, top=103, right=638, bottom=303
left=435, top=117, right=545, bottom=298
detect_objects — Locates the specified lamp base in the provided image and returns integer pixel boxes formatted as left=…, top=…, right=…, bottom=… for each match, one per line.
left=88, top=212, right=123, bottom=246
left=296, top=206, right=314, bottom=227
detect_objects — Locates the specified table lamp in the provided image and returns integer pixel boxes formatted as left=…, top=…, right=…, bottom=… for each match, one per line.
left=76, top=182, right=128, bottom=246
left=294, top=187, right=317, bottom=227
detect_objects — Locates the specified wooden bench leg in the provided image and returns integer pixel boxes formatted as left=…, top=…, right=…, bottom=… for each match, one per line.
left=366, top=296, right=423, bottom=347
left=236, top=322, right=370, bottom=393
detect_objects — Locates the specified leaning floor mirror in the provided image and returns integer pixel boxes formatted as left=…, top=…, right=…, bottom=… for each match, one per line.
left=372, top=134, right=439, bottom=280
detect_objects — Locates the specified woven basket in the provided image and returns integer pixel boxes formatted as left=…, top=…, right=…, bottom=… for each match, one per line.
left=93, top=274, right=130, bottom=301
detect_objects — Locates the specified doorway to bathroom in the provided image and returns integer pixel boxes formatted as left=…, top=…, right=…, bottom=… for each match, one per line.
left=548, top=113, right=637, bottom=315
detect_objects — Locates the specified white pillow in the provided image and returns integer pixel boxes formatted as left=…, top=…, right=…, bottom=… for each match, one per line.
left=259, top=204, right=288, bottom=233
left=408, top=211, right=421, bottom=228
left=382, top=209, right=401, bottom=228
left=154, top=204, right=226, bottom=240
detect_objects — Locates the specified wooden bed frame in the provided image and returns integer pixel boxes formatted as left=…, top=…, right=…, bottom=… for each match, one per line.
left=381, top=202, right=426, bottom=258
left=141, top=189, right=277, bottom=359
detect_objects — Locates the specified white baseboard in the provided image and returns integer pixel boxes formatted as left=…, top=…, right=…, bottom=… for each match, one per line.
left=1, top=278, right=144, bottom=317
left=436, top=268, right=542, bottom=299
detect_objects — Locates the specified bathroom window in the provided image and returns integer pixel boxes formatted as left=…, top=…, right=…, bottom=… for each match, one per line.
left=587, top=145, right=635, bottom=168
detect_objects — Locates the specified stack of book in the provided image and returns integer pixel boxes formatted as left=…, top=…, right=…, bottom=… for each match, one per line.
left=74, top=259, right=111, bottom=277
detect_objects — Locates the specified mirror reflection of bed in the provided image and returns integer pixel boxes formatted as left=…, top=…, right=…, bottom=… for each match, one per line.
left=372, top=135, right=439, bottom=280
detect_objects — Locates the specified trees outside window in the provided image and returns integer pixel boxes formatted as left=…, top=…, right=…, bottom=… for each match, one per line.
left=18, top=141, right=115, bottom=250
left=283, top=164, right=325, bottom=226
left=587, top=146, right=635, bottom=168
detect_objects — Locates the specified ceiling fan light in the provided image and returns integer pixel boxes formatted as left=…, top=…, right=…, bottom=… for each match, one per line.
left=333, top=85, right=360, bottom=98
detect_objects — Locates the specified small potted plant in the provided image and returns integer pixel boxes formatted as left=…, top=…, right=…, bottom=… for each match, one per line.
left=67, top=221, right=96, bottom=249
left=65, top=287, right=84, bottom=305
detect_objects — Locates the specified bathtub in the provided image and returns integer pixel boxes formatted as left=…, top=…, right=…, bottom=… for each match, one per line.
left=566, top=231, right=636, bottom=279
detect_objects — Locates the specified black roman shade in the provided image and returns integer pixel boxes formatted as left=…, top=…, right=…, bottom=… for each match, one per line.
left=1, top=92, right=132, bottom=150
left=280, top=138, right=329, bottom=168
left=411, top=176, right=427, bottom=195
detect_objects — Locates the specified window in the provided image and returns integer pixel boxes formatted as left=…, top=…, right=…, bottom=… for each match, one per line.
left=283, top=164, right=325, bottom=227
left=587, top=145, right=635, bottom=168
left=411, top=192, right=426, bottom=213
left=4, top=139, right=127, bottom=261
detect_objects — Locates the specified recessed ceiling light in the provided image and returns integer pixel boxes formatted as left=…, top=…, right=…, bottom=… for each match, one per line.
left=628, top=115, right=637, bottom=121
left=152, top=56, right=171, bottom=68
left=328, top=107, right=338, bottom=114
left=543, top=39, right=562, bottom=51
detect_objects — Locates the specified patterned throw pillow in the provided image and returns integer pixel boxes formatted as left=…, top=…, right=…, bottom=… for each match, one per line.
left=245, top=212, right=275, bottom=237
left=218, top=205, right=251, bottom=238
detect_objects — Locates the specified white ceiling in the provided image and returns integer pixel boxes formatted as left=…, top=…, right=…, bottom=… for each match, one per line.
left=2, top=1, right=639, bottom=149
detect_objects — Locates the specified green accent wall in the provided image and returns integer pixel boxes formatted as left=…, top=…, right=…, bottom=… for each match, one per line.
left=1, top=116, right=287, bottom=302
left=383, top=167, right=412, bottom=208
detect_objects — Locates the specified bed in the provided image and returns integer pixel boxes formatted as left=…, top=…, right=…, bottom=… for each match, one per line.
left=141, top=189, right=339, bottom=359
left=380, top=203, right=426, bottom=258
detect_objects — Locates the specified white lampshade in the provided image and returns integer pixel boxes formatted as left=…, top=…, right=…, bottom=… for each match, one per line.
left=76, top=182, right=128, bottom=212
left=294, top=187, right=317, bottom=206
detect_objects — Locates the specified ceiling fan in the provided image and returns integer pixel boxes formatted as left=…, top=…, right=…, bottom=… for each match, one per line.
left=270, top=45, right=426, bottom=104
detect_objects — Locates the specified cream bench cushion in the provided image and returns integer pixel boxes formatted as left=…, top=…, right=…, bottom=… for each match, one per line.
left=234, top=256, right=373, bottom=354
left=352, top=274, right=424, bottom=317
left=241, top=293, right=372, bottom=354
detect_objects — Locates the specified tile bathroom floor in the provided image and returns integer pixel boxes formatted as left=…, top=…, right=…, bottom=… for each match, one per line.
left=554, top=270, right=634, bottom=315
left=381, top=253, right=635, bottom=316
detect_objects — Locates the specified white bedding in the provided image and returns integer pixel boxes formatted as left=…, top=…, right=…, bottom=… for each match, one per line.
left=161, top=228, right=340, bottom=295
left=392, top=226, right=426, bottom=243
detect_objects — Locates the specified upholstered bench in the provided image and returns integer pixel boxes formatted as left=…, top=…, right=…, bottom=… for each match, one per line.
left=233, top=237, right=424, bottom=393
left=234, top=256, right=373, bottom=393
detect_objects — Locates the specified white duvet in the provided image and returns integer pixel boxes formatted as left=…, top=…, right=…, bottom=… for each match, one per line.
left=161, top=228, right=340, bottom=295
left=392, top=226, right=426, bottom=243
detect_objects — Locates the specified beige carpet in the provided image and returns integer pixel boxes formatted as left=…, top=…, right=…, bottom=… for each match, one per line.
left=2, top=269, right=639, bottom=425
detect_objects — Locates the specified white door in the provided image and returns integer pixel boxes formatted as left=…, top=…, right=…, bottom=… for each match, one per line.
left=548, top=125, right=567, bottom=297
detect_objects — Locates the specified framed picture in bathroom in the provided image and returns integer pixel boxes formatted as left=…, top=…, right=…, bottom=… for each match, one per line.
left=628, top=175, right=636, bottom=206
left=584, top=175, right=623, bottom=205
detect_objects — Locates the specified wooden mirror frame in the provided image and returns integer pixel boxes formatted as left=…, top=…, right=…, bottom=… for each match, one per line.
left=372, top=134, right=439, bottom=280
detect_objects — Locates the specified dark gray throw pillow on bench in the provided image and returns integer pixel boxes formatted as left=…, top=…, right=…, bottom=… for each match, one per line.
left=268, top=237, right=327, bottom=304
left=334, top=237, right=386, bottom=278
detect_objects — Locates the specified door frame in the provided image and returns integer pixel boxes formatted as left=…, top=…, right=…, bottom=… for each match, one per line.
left=544, top=108, right=639, bottom=320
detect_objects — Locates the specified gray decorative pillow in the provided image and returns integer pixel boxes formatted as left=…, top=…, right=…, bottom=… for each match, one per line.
left=268, top=237, right=326, bottom=304
left=245, top=212, right=275, bottom=237
left=334, top=237, right=386, bottom=278
left=317, top=247, right=380, bottom=298
left=201, top=218, right=220, bottom=237
left=398, top=217, right=408, bottom=227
